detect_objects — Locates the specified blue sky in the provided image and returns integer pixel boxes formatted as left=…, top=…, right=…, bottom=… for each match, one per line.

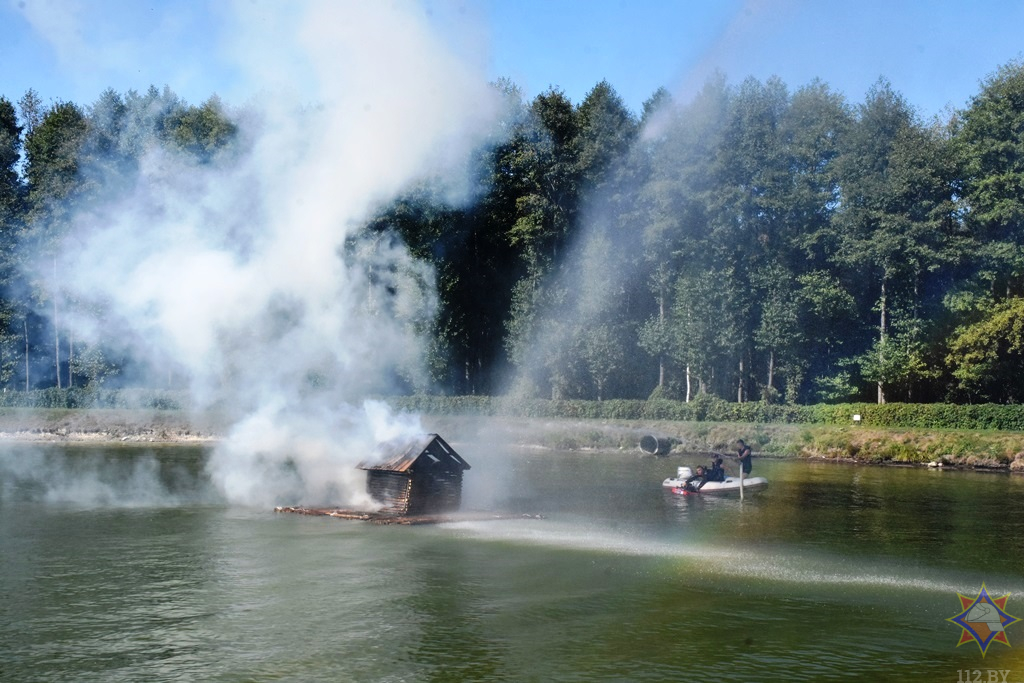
left=2, top=0, right=1023, bottom=120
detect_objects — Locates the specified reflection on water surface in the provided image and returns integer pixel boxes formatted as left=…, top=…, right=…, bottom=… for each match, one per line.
left=1, top=443, right=1022, bottom=681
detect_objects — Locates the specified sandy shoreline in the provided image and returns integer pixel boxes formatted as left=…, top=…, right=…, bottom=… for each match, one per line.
left=0, top=430, right=218, bottom=443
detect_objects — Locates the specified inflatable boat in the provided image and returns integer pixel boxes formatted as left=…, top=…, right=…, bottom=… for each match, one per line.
left=662, top=466, right=768, bottom=495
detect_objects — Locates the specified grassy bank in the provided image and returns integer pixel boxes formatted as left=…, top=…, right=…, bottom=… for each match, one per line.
left=0, top=407, right=224, bottom=442
left=1, top=407, right=1022, bottom=471
left=662, top=420, right=1024, bottom=471
left=422, top=415, right=1024, bottom=470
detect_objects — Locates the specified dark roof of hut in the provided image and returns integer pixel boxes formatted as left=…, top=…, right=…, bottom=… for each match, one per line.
left=357, top=433, right=470, bottom=473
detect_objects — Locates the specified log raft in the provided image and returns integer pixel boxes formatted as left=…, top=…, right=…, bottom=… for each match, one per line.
left=274, top=506, right=543, bottom=525
left=276, top=434, right=545, bottom=525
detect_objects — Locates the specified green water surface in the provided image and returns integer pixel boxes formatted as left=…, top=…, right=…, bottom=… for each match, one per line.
left=1, top=444, right=1022, bottom=682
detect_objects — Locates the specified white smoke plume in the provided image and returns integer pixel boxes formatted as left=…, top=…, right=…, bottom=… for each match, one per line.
left=43, top=1, right=501, bottom=506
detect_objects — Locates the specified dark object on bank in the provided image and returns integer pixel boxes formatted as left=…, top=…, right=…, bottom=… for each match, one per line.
left=639, top=434, right=676, bottom=455
left=357, top=433, right=470, bottom=516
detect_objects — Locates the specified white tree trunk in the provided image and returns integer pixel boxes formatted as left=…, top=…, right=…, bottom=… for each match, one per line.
left=737, top=358, right=744, bottom=403
left=878, top=279, right=887, bottom=404
left=23, top=317, right=29, bottom=392
left=53, top=257, right=60, bottom=390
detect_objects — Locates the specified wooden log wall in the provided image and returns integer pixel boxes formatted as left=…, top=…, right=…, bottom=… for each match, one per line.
left=408, top=470, right=464, bottom=515
left=366, top=471, right=413, bottom=515
left=365, top=469, right=465, bottom=515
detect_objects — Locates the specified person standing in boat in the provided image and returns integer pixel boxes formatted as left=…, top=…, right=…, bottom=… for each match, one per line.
left=735, top=439, right=753, bottom=476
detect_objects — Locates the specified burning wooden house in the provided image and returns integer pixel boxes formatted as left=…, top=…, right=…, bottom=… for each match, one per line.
left=357, top=433, right=470, bottom=516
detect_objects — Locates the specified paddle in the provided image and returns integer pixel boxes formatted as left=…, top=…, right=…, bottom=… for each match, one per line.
left=713, top=450, right=744, bottom=500
left=739, top=462, right=744, bottom=501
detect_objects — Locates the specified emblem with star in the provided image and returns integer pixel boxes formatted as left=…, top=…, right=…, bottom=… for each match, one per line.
left=947, top=583, right=1020, bottom=657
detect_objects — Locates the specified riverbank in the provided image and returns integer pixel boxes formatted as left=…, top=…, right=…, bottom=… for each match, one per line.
left=0, top=408, right=222, bottom=443
left=421, top=415, right=1024, bottom=472
left=1, top=407, right=1022, bottom=471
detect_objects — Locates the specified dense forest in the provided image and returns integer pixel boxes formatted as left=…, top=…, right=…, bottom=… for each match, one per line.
left=3, top=60, right=1024, bottom=406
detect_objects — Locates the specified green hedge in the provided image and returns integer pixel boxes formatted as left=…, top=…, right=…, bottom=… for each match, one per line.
left=0, top=388, right=188, bottom=410
left=3, top=388, right=1023, bottom=431
left=389, top=394, right=1024, bottom=431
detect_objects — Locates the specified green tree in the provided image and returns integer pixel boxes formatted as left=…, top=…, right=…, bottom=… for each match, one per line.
left=954, top=59, right=1024, bottom=297
left=568, top=230, right=626, bottom=400
left=753, top=262, right=801, bottom=402
left=0, top=97, right=21, bottom=222
left=580, top=321, right=624, bottom=401
left=165, top=95, right=237, bottom=162
left=70, top=343, right=119, bottom=388
left=23, top=100, right=90, bottom=389
left=774, top=81, right=852, bottom=401
left=780, top=79, right=851, bottom=267
left=503, top=269, right=546, bottom=395
left=559, top=82, right=639, bottom=399
left=17, top=89, right=43, bottom=137
left=637, top=264, right=675, bottom=392
left=946, top=296, right=1024, bottom=402
left=506, top=87, right=580, bottom=266
left=502, top=88, right=584, bottom=397
left=639, top=87, right=672, bottom=128
left=0, top=97, right=24, bottom=388
left=709, top=77, right=791, bottom=401
left=670, top=269, right=737, bottom=400
left=633, top=77, right=729, bottom=398
left=796, top=270, right=859, bottom=402
left=122, top=85, right=185, bottom=157
left=574, top=80, right=637, bottom=194
left=833, top=80, right=955, bottom=403
left=82, top=88, right=132, bottom=189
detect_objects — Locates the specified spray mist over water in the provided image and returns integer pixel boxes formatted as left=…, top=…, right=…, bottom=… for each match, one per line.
left=0, top=448, right=216, bottom=508
left=40, top=2, right=501, bottom=506
left=447, top=519, right=1024, bottom=602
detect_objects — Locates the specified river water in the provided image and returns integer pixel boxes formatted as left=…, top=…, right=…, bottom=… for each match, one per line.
left=1, top=442, right=1023, bottom=682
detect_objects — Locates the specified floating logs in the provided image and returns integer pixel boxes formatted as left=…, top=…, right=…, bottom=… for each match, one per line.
left=274, top=506, right=543, bottom=525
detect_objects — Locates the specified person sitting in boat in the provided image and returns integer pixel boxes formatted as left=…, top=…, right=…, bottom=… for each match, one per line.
left=736, top=439, right=753, bottom=476
left=685, top=466, right=708, bottom=492
left=706, top=457, right=726, bottom=482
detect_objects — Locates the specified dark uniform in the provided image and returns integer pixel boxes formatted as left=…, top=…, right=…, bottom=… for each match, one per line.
left=686, top=466, right=707, bottom=491
left=707, top=458, right=725, bottom=482
left=736, top=440, right=752, bottom=475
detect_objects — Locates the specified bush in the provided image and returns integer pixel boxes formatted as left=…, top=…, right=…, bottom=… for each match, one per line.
left=0, top=388, right=188, bottom=410
left=389, top=394, right=1024, bottom=432
left=5, top=389, right=1023, bottom=433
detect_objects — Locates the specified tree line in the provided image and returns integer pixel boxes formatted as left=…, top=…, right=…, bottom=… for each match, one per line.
left=0, top=86, right=237, bottom=394
left=2, top=61, right=1024, bottom=406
